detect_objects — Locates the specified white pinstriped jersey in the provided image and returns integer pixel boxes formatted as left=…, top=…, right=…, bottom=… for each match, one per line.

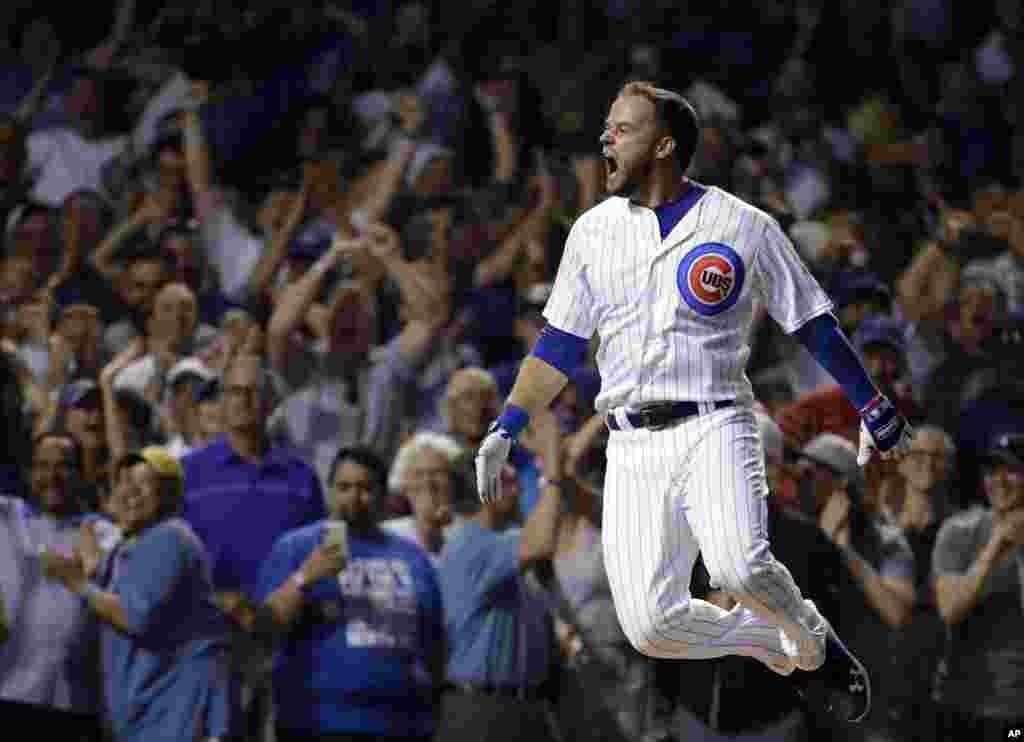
left=543, top=186, right=832, bottom=412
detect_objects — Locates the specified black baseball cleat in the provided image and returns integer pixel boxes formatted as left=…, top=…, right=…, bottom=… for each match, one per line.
left=793, top=627, right=871, bottom=724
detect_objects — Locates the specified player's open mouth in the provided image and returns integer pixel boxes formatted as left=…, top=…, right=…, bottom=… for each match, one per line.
left=604, top=155, right=618, bottom=177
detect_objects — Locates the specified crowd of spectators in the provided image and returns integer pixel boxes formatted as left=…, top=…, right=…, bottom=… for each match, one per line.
left=2, top=1, right=1024, bottom=741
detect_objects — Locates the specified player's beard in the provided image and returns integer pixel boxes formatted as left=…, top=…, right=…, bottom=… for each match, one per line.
left=607, top=158, right=652, bottom=200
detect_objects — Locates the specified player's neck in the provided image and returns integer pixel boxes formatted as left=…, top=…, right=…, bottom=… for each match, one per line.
left=630, top=171, right=690, bottom=210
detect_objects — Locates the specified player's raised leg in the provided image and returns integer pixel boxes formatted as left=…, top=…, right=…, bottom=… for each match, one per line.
left=684, top=406, right=871, bottom=722
left=600, top=421, right=794, bottom=673
left=682, top=408, right=826, bottom=654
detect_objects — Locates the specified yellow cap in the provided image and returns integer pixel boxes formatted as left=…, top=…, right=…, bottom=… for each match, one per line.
left=118, top=447, right=184, bottom=501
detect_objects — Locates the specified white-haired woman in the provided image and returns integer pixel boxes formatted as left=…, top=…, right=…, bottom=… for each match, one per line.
left=381, top=431, right=472, bottom=563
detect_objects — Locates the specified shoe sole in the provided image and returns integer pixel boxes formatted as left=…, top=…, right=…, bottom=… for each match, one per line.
left=824, top=628, right=872, bottom=724
left=791, top=629, right=872, bottom=724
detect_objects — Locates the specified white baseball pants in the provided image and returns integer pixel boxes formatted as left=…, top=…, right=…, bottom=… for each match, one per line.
left=601, top=405, right=824, bottom=667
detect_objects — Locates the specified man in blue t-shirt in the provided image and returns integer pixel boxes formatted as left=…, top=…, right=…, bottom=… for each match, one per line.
left=257, top=445, right=445, bottom=742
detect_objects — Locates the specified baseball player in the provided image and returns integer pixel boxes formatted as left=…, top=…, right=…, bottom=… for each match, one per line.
left=475, top=81, right=913, bottom=724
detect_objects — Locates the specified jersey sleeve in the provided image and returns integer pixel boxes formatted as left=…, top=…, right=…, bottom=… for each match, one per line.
left=753, top=218, right=833, bottom=334
left=542, top=218, right=598, bottom=339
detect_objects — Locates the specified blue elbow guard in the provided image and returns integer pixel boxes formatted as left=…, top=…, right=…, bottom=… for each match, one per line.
left=530, top=324, right=588, bottom=376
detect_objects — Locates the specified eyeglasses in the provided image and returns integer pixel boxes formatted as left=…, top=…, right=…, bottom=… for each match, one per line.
left=905, top=450, right=950, bottom=462
left=983, top=466, right=1024, bottom=489
left=984, top=468, right=1024, bottom=484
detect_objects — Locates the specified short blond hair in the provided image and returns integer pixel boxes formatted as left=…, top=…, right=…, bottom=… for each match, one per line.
left=616, top=80, right=700, bottom=170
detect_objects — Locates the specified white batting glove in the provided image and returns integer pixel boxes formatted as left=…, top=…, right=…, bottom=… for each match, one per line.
left=856, top=394, right=914, bottom=466
left=475, top=423, right=513, bottom=503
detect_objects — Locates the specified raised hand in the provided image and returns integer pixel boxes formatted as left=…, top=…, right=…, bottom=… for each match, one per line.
left=475, top=423, right=514, bottom=504
left=857, top=394, right=913, bottom=467
left=300, top=539, right=348, bottom=582
left=75, top=521, right=103, bottom=579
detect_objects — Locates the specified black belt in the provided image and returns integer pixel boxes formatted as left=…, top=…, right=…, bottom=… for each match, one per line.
left=447, top=681, right=546, bottom=701
left=606, top=400, right=734, bottom=431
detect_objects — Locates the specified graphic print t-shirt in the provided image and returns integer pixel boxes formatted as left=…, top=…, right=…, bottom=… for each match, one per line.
left=257, top=522, right=442, bottom=735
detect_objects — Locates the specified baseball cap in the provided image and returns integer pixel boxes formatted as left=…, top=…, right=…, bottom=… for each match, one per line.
left=980, top=432, right=1024, bottom=468
left=830, top=271, right=892, bottom=311
left=60, top=379, right=101, bottom=409
left=800, top=433, right=861, bottom=483
left=287, top=221, right=335, bottom=261
left=113, top=355, right=158, bottom=398
left=117, top=446, right=184, bottom=502
left=286, top=236, right=330, bottom=261
left=166, top=357, right=216, bottom=388
left=851, top=315, right=908, bottom=356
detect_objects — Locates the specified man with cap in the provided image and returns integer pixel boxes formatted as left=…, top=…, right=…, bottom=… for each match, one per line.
left=795, top=433, right=915, bottom=741
left=44, top=378, right=109, bottom=503
left=932, top=432, right=1024, bottom=740
left=777, top=315, right=921, bottom=452
left=162, top=356, right=218, bottom=459
left=41, top=446, right=234, bottom=742
left=829, top=272, right=894, bottom=338
left=192, top=375, right=224, bottom=453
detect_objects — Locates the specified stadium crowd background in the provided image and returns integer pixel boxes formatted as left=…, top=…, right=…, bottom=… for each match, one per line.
left=1, top=1, right=1024, bottom=741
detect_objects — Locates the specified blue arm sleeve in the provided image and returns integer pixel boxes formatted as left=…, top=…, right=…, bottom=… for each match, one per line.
left=530, top=323, right=589, bottom=376
left=794, top=313, right=878, bottom=410
left=495, top=323, right=588, bottom=437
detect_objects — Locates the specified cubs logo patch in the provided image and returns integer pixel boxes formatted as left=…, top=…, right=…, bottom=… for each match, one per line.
left=676, top=242, right=745, bottom=316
